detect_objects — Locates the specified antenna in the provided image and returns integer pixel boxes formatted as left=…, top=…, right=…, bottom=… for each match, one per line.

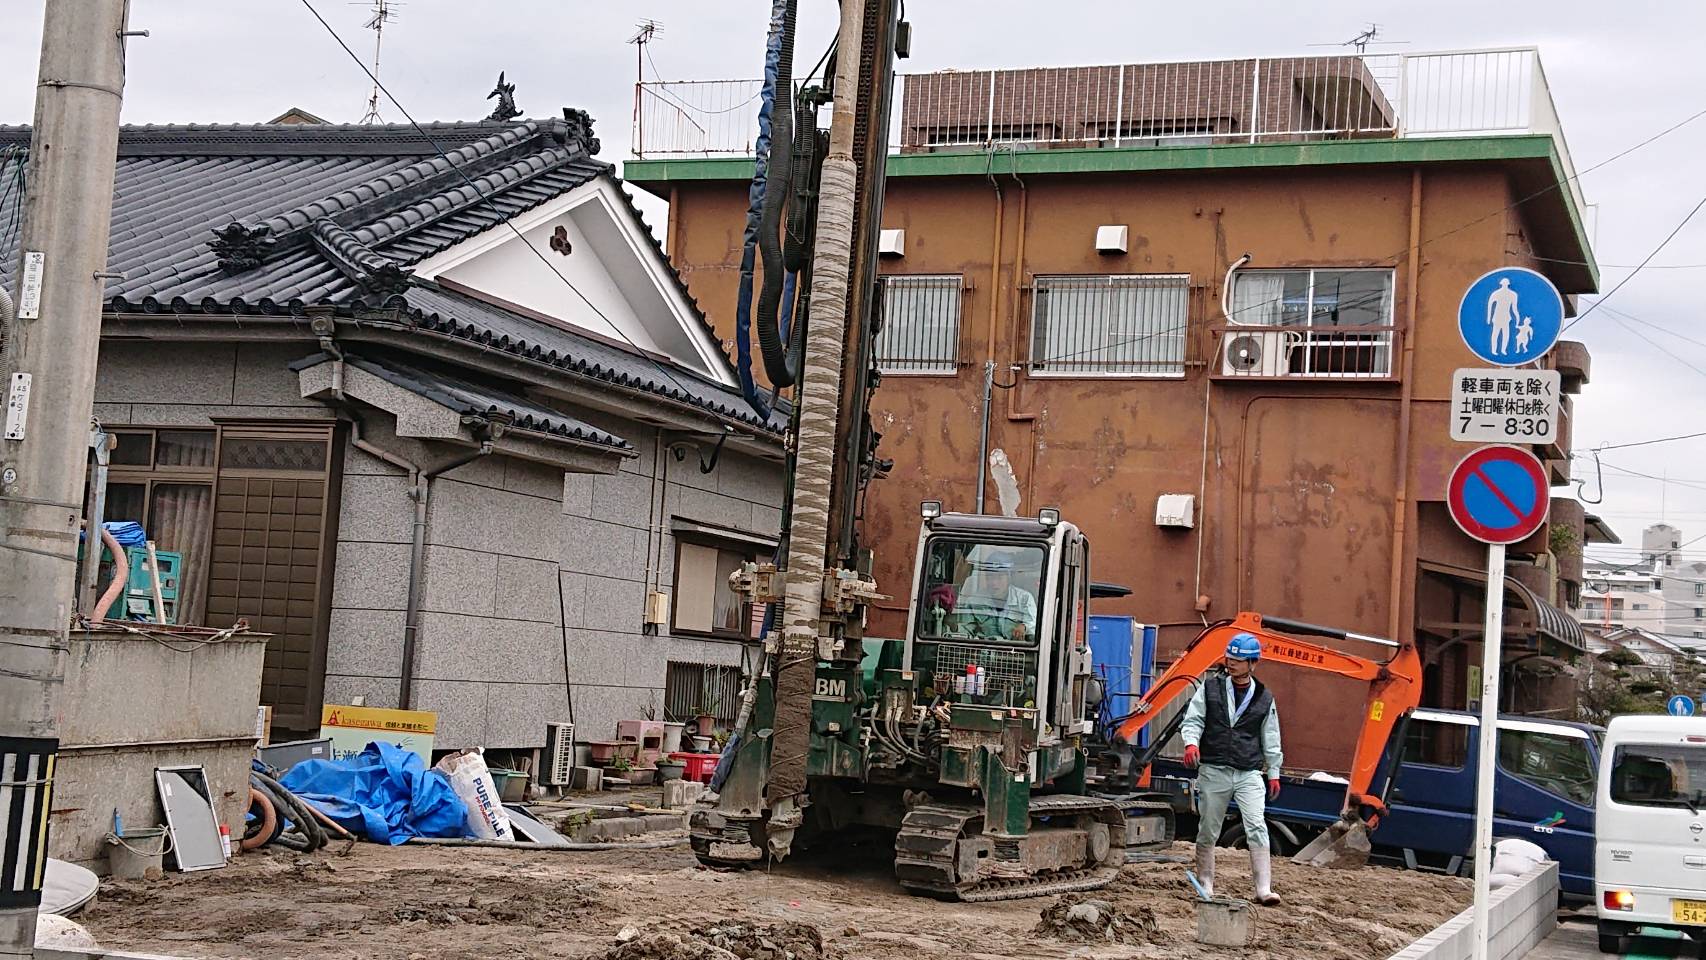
left=355, top=0, right=402, bottom=123
left=629, top=19, right=663, bottom=157
left=1307, top=22, right=1408, bottom=53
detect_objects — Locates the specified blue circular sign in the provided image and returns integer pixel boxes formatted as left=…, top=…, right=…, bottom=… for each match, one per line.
left=1446, top=446, right=1550, bottom=545
left=1670, top=695, right=1696, bottom=717
left=1458, top=267, right=1564, bottom=366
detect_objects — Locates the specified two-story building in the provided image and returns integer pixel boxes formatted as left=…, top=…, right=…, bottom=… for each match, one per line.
left=628, top=48, right=1609, bottom=769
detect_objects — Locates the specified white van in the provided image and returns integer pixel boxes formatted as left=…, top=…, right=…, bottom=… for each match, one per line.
left=1596, top=714, right=1706, bottom=953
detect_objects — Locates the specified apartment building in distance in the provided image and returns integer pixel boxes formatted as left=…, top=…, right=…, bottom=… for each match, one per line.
left=628, top=48, right=1609, bottom=767
left=1577, top=523, right=1706, bottom=647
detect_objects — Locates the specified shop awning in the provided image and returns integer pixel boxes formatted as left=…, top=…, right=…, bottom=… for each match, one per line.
left=1418, top=560, right=1587, bottom=655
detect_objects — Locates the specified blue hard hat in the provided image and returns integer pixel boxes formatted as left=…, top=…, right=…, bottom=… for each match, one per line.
left=1226, top=632, right=1262, bottom=661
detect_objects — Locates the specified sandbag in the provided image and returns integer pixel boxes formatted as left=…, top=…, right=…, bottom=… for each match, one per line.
left=435, top=749, right=513, bottom=841
left=1493, top=837, right=1549, bottom=863
left=281, top=741, right=467, bottom=844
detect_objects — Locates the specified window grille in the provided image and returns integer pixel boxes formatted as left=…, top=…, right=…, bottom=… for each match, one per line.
left=1031, top=274, right=1189, bottom=377
left=875, top=275, right=962, bottom=374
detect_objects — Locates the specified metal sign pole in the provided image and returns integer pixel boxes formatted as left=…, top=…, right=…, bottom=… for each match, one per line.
left=1471, top=540, right=1506, bottom=960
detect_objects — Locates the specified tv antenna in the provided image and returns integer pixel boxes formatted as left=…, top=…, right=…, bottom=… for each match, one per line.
left=629, top=20, right=665, bottom=156
left=356, top=0, right=402, bottom=123
left=1308, top=23, right=1407, bottom=54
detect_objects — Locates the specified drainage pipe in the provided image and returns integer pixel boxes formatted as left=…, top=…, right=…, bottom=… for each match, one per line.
left=1385, top=170, right=1423, bottom=644
left=399, top=440, right=493, bottom=709
left=974, top=361, right=993, bottom=514
left=93, top=524, right=127, bottom=619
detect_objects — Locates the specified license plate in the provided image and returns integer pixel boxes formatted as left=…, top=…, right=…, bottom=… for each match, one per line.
left=1672, top=900, right=1706, bottom=925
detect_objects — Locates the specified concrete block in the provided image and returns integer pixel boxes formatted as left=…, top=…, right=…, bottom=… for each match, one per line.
left=568, top=684, right=661, bottom=743
left=233, top=342, right=321, bottom=406
left=559, top=518, right=644, bottom=580
left=559, top=572, right=588, bottom=628
left=583, top=578, right=646, bottom=633
left=409, top=678, right=488, bottom=748
left=485, top=682, right=569, bottom=749
left=59, top=628, right=267, bottom=746
left=413, top=611, right=561, bottom=683
left=504, top=458, right=567, bottom=500
left=330, top=541, right=411, bottom=610
left=563, top=472, right=595, bottom=517
left=591, top=471, right=654, bottom=529
left=323, top=608, right=406, bottom=677
left=572, top=766, right=602, bottom=789
left=716, top=451, right=783, bottom=505
left=431, top=477, right=557, bottom=561
left=668, top=484, right=755, bottom=532
left=322, top=674, right=401, bottom=709
left=495, top=555, right=564, bottom=623
left=420, top=544, right=498, bottom=617
left=563, top=629, right=637, bottom=686
left=750, top=504, right=784, bottom=539
left=96, top=341, right=235, bottom=405
left=437, top=452, right=507, bottom=489
left=662, top=779, right=706, bottom=808
left=92, top=402, right=133, bottom=423
left=338, top=474, right=415, bottom=544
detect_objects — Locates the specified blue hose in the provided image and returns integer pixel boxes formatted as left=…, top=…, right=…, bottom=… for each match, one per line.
left=732, top=0, right=791, bottom=421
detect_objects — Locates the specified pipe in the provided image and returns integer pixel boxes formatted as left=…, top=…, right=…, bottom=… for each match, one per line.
left=974, top=361, right=993, bottom=514
left=1196, top=254, right=1251, bottom=608
left=1002, top=176, right=1039, bottom=510
left=1386, top=170, right=1423, bottom=644
left=93, top=524, right=127, bottom=619
left=399, top=439, right=493, bottom=709
left=406, top=836, right=689, bottom=851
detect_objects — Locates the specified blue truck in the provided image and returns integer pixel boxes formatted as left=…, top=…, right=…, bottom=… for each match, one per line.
left=1088, top=615, right=1602, bottom=900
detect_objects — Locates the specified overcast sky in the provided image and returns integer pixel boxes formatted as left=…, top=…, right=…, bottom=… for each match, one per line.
left=3, top=1, right=1704, bottom=574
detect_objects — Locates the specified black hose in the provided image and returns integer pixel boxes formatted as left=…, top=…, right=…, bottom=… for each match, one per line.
left=252, top=771, right=326, bottom=851
left=755, top=0, right=798, bottom=387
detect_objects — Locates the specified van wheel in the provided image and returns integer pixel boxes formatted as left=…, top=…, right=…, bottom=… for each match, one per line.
left=1597, top=919, right=1627, bottom=955
left=1224, top=818, right=1298, bottom=856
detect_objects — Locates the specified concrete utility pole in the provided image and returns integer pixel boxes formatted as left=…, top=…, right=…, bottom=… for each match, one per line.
left=0, top=2, right=130, bottom=955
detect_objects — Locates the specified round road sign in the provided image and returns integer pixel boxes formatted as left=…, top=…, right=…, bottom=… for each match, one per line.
left=1447, top=445, right=1550, bottom=545
left=1670, top=695, right=1696, bottom=718
left=1458, top=267, right=1564, bottom=367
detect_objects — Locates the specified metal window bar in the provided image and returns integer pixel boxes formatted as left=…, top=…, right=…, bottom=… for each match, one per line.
left=664, top=661, right=744, bottom=722
left=1218, top=269, right=1396, bottom=379
left=875, top=275, right=962, bottom=373
left=1030, top=275, right=1189, bottom=377
left=931, top=642, right=1029, bottom=705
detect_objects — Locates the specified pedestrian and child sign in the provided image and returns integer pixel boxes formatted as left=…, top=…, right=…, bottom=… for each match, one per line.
left=1453, top=265, right=1565, bottom=960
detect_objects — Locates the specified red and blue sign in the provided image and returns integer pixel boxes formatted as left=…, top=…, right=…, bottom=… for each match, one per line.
left=1447, top=445, right=1550, bottom=545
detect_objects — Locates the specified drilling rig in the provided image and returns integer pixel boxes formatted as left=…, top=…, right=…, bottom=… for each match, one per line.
left=689, top=0, right=1173, bottom=901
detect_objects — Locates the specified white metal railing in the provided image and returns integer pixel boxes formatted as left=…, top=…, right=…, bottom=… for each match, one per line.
left=631, top=47, right=1583, bottom=211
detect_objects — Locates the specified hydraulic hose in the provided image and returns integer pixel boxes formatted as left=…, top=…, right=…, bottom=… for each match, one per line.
left=755, top=0, right=799, bottom=388
left=732, top=0, right=793, bottom=419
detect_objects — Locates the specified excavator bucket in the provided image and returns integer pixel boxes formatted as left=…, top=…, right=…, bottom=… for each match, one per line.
left=1291, top=814, right=1372, bottom=869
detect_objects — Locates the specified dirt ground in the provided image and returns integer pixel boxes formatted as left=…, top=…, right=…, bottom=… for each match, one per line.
left=78, top=836, right=1471, bottom=960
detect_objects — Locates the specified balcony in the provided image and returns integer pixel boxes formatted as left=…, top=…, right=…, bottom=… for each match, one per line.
left=633, top=47, right=1584, bottom=213
left=1211, top=324, right=1398, bottom=381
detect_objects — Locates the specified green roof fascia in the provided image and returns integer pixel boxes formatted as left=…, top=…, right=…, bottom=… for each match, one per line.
left=624, top=134, right=1596, bottom=288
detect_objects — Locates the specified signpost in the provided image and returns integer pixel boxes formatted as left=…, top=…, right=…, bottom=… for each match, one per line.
left=1450, top=369, right=1561, bottom=444
left=1453, top=266, right=1565, bottom=960
left=1669, top=695, right=1697, bottom=718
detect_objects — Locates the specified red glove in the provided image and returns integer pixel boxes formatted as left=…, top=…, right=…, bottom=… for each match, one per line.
left=1267, top=778, right=1281, bottom=801
left=1182, top=745, right=1201, bottom=768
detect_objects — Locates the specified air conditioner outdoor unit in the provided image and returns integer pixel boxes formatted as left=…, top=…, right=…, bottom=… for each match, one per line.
left=1220, top=328, right=1298, bottom=377
left=540, top=721, right=575, bottom=787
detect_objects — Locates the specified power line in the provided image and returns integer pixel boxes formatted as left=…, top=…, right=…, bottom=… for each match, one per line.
left=1611, top=315, right=1706, bottom=380
left=1564, top=194, right=1706, bottom=333
left=297, top=0, right=715, bottom=415
left=1521, top=253, right=1706, bottom=270
left=1589, top=430, right=1706, bottom=453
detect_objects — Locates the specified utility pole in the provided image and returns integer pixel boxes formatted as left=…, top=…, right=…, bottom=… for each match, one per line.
left=0, top=2, right=130, bottom=955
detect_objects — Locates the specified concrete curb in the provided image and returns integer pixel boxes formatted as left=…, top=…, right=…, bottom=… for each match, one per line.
left=1386, top=862, right=1560, bottom=960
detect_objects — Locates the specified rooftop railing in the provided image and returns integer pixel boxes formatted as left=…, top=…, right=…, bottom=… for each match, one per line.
left=632, top=46, right=1583, bottom=212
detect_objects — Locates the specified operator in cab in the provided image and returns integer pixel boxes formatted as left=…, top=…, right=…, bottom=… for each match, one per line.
left=1180, top=632, right=1284, bottom=906
left=950, top=552, right=1038, bottom=641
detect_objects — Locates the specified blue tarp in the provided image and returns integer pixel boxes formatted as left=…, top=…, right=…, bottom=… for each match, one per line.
left=80, top=520, right=146, bottom=546
left=280, top=741, right=468, bottom=845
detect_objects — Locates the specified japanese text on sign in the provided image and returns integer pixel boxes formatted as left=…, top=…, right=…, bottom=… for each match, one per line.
left=1450, top=368, right=1560, bottom=443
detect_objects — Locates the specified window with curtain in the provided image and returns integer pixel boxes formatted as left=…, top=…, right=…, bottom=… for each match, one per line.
left=1030, top=274, right=1190, bottom=377
left=673, top=540, right=759, bottom=639
left=875, top=275, right=962, bottom=374
left=1229, top=268, right=1395, bottom=376
left=102, top=428, right=217, bottom=624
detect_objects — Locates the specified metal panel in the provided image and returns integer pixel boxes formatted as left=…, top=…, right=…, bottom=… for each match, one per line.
left=154, top=766, right=225, bottom=873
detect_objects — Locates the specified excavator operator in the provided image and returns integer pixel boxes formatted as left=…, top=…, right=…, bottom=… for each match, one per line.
left=1181, top=631, right=1285, bottom=906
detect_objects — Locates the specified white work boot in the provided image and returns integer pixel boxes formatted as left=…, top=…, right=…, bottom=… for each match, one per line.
left=1249, top=844, right=1283, bottom=906
left=1194, top=843, right=1215, bottom=898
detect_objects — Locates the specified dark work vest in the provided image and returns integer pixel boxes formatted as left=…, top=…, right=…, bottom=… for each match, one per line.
left=1201, top=674, right=1273, bottom=772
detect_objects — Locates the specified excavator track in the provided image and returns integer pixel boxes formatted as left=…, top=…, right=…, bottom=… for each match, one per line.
left=895, top=794, right=1127, bottom=902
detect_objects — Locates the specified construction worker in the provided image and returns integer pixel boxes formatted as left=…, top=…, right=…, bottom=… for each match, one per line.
left=1180, top=631, right=1284, bottom=906
left=951, top=552, right=1038, bottom=641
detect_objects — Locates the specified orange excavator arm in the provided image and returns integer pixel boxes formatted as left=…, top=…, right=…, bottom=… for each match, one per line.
left=1113, top=611, right=1423, bottom=823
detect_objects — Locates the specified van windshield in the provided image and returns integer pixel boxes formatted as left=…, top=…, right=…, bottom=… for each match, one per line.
left=1610, top=743, right=1706, bottom=811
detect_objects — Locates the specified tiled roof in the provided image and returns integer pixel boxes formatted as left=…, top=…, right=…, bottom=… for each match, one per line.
left=0, top=115, right=769, bottom=433
left=290, top=351, right=632, bottom=452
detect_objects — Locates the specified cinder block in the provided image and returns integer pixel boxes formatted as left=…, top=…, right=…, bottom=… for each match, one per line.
left=662, top=779, right=706, bottom=808
left=572, top=766, right=602, bottom=790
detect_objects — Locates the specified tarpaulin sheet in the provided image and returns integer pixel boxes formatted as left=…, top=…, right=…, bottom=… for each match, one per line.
left=280, top=741, right=468, bottom=844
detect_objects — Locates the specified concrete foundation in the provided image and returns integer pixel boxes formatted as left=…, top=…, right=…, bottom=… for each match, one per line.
left=49, top=625, right=267, bottom=871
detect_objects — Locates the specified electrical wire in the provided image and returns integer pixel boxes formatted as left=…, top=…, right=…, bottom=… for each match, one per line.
left=1563, top=194, right=1706, bottom=333
left=1588, top=431, right=1706, bottom=454
left=296, top=0, right=712, bottom=411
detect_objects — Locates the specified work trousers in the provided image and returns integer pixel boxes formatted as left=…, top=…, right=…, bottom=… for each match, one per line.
left=1194, top=763, right=1269, bottom=851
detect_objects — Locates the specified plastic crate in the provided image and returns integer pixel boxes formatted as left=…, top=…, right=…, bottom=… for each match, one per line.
left=669, top=751, right=721, bottom=784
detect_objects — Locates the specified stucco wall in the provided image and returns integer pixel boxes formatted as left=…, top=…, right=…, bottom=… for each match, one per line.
left=93, top=338, right=785, bottom=751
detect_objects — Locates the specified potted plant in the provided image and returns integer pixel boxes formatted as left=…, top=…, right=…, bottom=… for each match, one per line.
left=655, top=756, right=686, bottom=782
left=608, top=756, right=633, bottom=776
